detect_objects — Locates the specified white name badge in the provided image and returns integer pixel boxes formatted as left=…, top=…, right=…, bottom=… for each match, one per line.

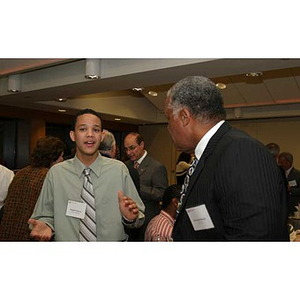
left=289, top=180, right=297, bottom=187
left=186, top=204, right=214, bottom=231
left=66, top=200, right=86, bottom=219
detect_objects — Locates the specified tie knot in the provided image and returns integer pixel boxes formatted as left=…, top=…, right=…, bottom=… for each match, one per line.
left=133, top=161, right=139, bottom=169
left=84, top=168, right=91, bottom=176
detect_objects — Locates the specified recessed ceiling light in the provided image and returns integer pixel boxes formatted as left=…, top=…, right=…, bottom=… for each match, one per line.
left=148, top=91, right=158, bottom=97
left=246, top=72, right=263, bottom=77
left=114, top=118, right=121, bottom=121
left=58, top=109, right=66, bottom=113
left=132, top=87, right=144, bottom=92
left=56, top=98, right=66, bottom=102
left=216, top=83, right=226, bottom=90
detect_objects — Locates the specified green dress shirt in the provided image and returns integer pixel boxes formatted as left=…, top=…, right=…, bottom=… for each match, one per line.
left=31, top=154, right=145, bottom=241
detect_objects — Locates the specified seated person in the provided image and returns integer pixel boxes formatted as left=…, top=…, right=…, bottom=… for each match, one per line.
left=144, top=184, right=181, bottom=241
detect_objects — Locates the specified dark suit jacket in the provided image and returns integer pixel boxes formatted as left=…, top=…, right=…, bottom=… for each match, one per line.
left=172, top=122, right=289, bottom=241
left=287, top=167, right=300, bottom=215
left=125, top=154, right=168, bottom=240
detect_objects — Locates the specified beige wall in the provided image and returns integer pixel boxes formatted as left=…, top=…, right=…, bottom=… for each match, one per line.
left=230, top=117, right=300, bottom=169
left=139, top=117, right=300, bottom=184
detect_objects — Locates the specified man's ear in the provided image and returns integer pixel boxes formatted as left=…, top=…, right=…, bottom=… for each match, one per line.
left=69, top=130, right=75, bottom=142
left=172, top=198, right=179, bottom=208
left=179, top=109, right=190, bottom=127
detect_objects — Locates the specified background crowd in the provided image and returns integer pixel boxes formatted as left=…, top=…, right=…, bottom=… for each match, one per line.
left=0, top=76, right=299, bottom=241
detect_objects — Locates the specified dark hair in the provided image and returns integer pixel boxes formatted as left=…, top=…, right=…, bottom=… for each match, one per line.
left=127, top=132, right=144, bottom=145
left=265, top=143, right=280, bottom=158
left=168, top=76, right=226, bottom=123
left=30, top=136, right=66, bottom=168
left=278, top=152, right=293, bottom=164
left=161, top=184, right=181, bottom=209
left=176, top=152, right=191, bottom=164
left=72, top=108, right=103, bottom=131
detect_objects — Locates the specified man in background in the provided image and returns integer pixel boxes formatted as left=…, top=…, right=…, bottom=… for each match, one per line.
left=278, top=152, right=300, bottom=216
left=99, top=129, right=118, bottom=159
left=124, top=132, right=168, bottom=240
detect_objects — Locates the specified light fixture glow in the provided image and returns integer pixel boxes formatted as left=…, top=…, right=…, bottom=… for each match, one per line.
left=148, top=91, right=158, bottom=97
left=8, top=74, right=21, bottom=92
left=85, top=59, right=101, bottom=79
left=58, top=109, right=66, bottom=113
left=216, top=83, right=226, bottom=90
left=114, top=118, right=121, bottom=121
left=132, top=87, right=144, bottom=92
left=56, top=98, right=66, bottom=102
left=246, top=72, right=263, bottom=77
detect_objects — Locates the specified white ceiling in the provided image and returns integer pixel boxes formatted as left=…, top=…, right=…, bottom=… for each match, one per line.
left=1, top=58, right=300, bottom=125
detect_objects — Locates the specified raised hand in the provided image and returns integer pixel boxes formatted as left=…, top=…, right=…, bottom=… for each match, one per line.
left=118, top=190, right=139, bottom=221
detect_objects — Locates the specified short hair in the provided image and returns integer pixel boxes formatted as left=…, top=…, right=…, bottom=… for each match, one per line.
left=167, top=76, right=226, bottom=123
left=265, top=143, right=280, bottom=158
left=99, top=129, right=116, bottom=151
left=126, top=132, right=144, bottom=145
left=72, top=108, right=102, bottom=130
left=30, top=136, right=66, bottom=168
left=161, top=184, right=182, bottom=210
left=278, top=152, right=293, bottom=164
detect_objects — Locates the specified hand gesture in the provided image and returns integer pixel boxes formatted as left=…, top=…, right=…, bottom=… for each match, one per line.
left=28, top=219, right=52, bottom=241
left=118, top=190, right=139, bottom=221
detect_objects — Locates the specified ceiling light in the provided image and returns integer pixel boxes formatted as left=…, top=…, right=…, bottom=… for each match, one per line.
left=85, top=59, right=101, bottom=79
left=148, top=91, right=158, bottom=97
left=114, top=118, right=121, bottom=121
left=58, top=109, right=66, bottom=113
left=56, top=98, right=66, bottom=102
left=246, top=72, right=263, bottom=77
left=132, top=87, right=144, bottom=92
left=216, top=83, right=226, bottom=90
left=8, top=74, right=21, bottom=92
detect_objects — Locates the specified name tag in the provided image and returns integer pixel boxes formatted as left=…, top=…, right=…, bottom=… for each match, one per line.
left=289, top=180, right=297, bottom=187
left=66, top=200, right=86, bottom=219
left=186, top=204, right=214, bottom=231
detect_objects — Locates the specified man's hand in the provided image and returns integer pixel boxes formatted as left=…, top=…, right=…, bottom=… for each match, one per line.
left=28, top=219, right=52, bottom=241
left=118, top=190, right=139, bottom=221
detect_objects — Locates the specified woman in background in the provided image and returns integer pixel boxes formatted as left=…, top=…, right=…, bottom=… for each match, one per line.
left=0, top=136, right=65, bottom=241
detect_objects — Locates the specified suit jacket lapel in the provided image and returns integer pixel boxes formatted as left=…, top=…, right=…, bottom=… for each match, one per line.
left=138, top=154, right=149, bottom=176
left=180, top=121, right=232, bottom=208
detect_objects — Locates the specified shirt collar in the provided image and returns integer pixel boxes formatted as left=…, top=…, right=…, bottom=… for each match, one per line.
left=73, top=154, right=102, bottom=178
left=194, top=120, right=225, bottom=160
left=136, top=150, right=147, bottom=164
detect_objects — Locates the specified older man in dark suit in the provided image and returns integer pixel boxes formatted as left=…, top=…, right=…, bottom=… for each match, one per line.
left=124, top=132, right=168, bottom=240
left=164, top=76, right=289, bottom=241
left=278, top=152, right=300, bottom=216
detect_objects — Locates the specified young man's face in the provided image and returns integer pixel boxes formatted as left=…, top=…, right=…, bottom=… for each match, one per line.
left=70, top=113, right=102, bottom=159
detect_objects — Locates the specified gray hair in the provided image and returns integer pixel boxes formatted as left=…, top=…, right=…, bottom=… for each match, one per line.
left=99, top=129, right=116, bottom=151
left=167, top=76, right=226, bottom=123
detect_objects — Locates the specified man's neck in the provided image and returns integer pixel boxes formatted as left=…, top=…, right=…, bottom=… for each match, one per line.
left=76, top=152, right=99, bottom=166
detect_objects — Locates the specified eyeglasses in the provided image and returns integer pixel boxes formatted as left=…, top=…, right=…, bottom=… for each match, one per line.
left=124, top=144, right=139, bottom=152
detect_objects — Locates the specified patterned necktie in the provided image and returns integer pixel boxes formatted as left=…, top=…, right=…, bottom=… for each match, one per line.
left=79, top=168, right=97, bottom=241
left=134, top=161, right=139, bottom=169
left=176, top=157, right=199, bottom=217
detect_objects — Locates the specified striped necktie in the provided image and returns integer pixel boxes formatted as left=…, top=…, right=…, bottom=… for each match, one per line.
left=176, top=157, right=199, bottom=217
left=134, top=161, right=139, bottom=169
left=79, top=168, right=97, bottom=241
